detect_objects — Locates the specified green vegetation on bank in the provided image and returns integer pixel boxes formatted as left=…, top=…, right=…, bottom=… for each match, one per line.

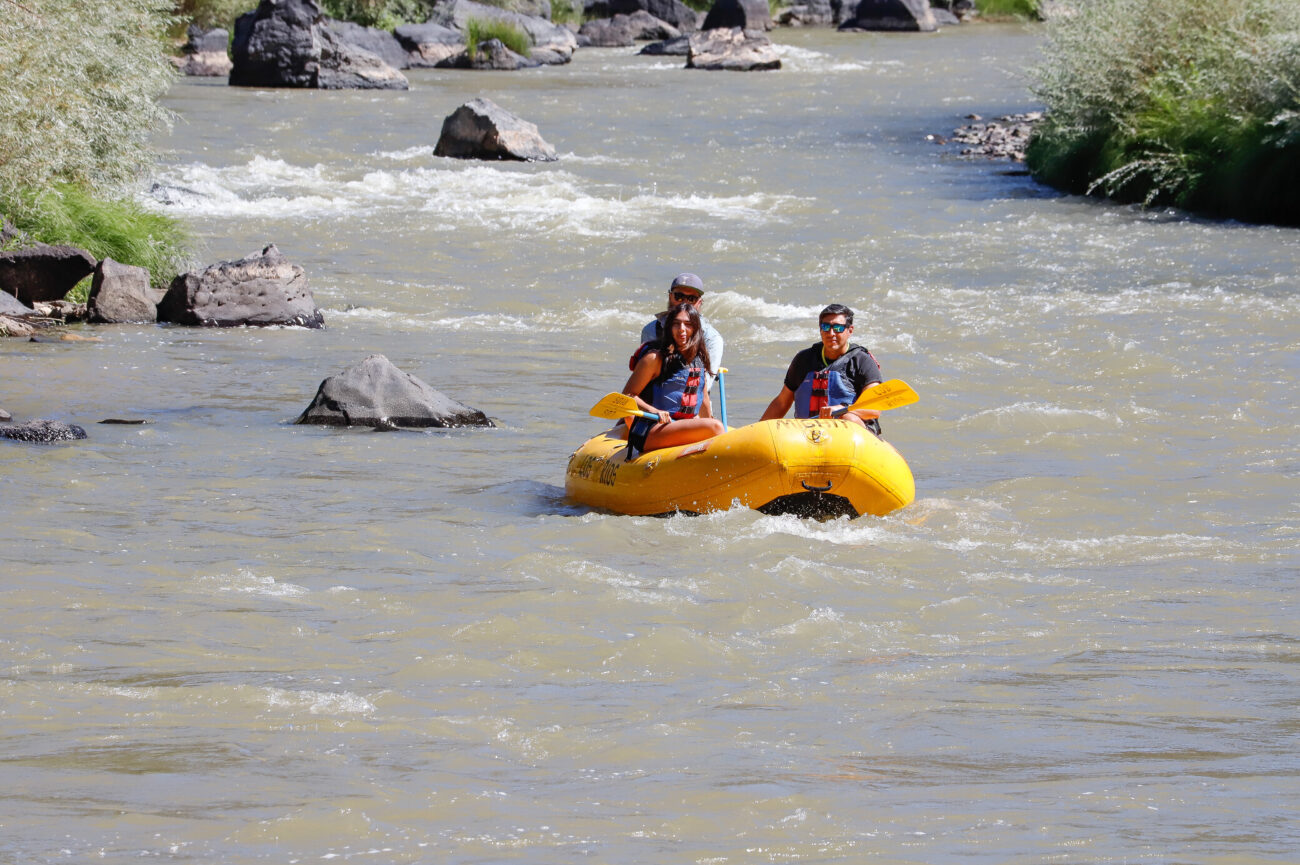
left=465, top=16, right=532, bottom=58
left=1027, top=0, right=1300, bottom=224
left=0, top=0, right=190, bottom=289
left=973, top=0, right=1040, bottom=19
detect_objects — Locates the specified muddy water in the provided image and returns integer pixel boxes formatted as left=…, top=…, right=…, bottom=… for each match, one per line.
left=1, top=24, right=1297, bottom=864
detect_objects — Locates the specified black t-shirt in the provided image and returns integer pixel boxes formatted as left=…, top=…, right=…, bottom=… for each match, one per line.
left=782, top=343, right=882, bottom=396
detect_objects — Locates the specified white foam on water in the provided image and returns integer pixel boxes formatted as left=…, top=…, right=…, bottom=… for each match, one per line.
left=199, top=569, right=308, bottom=598
left=264, top=687, right=376, bottom=715
left=146, top=155, right=804, bottom=238
left=955, top=401, right=1118, bottom=426
left=774, top=44, right=898, bottom=74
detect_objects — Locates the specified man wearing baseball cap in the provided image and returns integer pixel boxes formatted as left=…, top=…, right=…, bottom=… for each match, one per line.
left=635, top=272, right=724, bottom=391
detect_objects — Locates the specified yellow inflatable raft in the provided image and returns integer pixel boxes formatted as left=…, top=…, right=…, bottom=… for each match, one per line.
left=564, top=418, right=915, bottom=518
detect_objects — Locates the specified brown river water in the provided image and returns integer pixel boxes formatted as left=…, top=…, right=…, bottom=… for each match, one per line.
left=2, top=23, right=1297, bottom=864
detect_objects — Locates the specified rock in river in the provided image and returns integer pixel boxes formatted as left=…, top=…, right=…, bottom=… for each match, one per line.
left=157, top=244, right=324, bottom=328
left=435, top=98, right=558, bottom=162
left=296, top=354, right=494, bottom=428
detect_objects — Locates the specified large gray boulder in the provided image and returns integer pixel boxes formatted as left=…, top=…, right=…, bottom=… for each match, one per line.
left=582, top=11, right=680, bottom=46
left=702, top=0, right=772, bottom=31
left=776, top=0, right=834, bottom=26
left=585, top=0, right=697, bottom=32
left=435, top=97, right=558, bottom=161
left=0, top=244, right=96, bottom=305
left=327, top=19, right=412, bottom=69
left=579, top=15, right=636, bottom=47
left=395, top=21, right=467, bottom=67
left=87, top=258, right=163, bottom=324
left=296, top=354, right=494, bottom=428
left=839, top=0, right=938, bottom=31
left=0, top=419, right=88, bottom=443
left=174, top=25, right=233, bottom=76
left=0, top=290, right=34, bottom=316
left=428, top=0, right=577, bottom=63
left=157, top=244, right=324, bottom=328
left=687, top=27, right=780, bottom=70
left=230, top=0, right=409, bottom=89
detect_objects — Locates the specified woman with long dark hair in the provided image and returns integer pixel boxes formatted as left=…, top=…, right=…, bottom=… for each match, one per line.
left=621, top=302, right=725, bottom=453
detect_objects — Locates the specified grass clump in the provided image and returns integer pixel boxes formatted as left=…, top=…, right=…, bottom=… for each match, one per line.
left=465, top=17, right=532, bottom=59
left=1027, top=0, right=1300, bottom=224
left=7, top=185, right=191, bottom=292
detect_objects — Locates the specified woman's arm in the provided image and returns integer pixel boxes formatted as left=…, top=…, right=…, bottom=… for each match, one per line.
left=622, top=351, right=670, bottom=424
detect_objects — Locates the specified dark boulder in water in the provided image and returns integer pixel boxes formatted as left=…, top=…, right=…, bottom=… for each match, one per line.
left=0, top=244, right=96, bottom=306
left=158, top=244, right=324, bottom=329
left=296, top=354, right=494, bottom=429
left=435, top=98, right=558, bottom=162
left=0, top=419, right=88, bottom=443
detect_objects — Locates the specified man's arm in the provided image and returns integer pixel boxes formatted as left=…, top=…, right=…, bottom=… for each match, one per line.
left=760, top=386, right=796, bottom=421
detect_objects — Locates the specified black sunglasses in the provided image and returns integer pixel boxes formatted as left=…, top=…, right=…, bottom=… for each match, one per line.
left=671, top=291, right=702, bottom=303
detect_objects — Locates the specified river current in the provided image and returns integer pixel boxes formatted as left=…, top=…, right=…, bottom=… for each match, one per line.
left=2, top=24, right=1297, bottom=864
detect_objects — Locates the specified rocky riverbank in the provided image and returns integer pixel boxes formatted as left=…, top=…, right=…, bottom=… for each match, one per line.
left=931, top=112, right=1043, bottom=161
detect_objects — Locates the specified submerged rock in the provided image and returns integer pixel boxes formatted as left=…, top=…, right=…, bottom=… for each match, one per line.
left=296, top=354, right=494, bottom=428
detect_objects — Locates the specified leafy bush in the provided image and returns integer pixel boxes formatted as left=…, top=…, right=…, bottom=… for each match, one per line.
left=322, top=0, right=399, bottom=28
left=174, top=0, right=256, bottom=30
left=465, top=17, right=532, bottom=58
left=550, top=0, right=580, bottom=26
left=0, top=0, right=177, bottom=202
left=1027, top=0, right=1300, bottom=223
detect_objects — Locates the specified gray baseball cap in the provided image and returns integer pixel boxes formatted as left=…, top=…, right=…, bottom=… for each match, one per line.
left=670, top=272, right=704, bottom=293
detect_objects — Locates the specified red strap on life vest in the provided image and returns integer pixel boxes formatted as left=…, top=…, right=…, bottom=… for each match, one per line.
left=808, top=370, right=830, bottom=414
left=669, top=366, right=702, bottom=419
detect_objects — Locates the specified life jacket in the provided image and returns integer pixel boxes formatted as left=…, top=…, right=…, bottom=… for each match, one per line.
left=641, top=352, right=703, bottom=420
left=794, top=345, right=872, bottom=419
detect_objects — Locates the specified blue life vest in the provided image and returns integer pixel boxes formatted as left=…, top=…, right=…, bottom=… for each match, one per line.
left=794, top=348, right=862, bottom=418
left=642, top=353, right=703, bottom=420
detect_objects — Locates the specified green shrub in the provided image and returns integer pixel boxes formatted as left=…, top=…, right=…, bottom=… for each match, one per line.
left=5, top=185, right=191, bottom=291
left=465, top=17, right=532, bottom=58
left=1027, top=0, right=1300, bottom=223
left=0, top=0, right=178, bottom=202
left=322, top=0, right=400, bottom=29
left=974, top=0, right=1041, bottom=19
left=550, top=0, right=580, bottom=26
left=0, top=0, right=189, bottom=293
left=174, top=0, right=256, bottom=30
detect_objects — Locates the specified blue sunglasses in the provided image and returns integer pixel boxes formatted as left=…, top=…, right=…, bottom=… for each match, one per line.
left=819, top=322, right=848, bottom=333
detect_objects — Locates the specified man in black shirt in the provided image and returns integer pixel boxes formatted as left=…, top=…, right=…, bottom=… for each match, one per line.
left=760, top=304, right=883, bottom=431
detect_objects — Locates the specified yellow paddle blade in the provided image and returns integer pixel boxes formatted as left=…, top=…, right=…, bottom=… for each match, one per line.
left=589, top=392, right=657, bottom=421
left=846, top=379, right=919, bottom=413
